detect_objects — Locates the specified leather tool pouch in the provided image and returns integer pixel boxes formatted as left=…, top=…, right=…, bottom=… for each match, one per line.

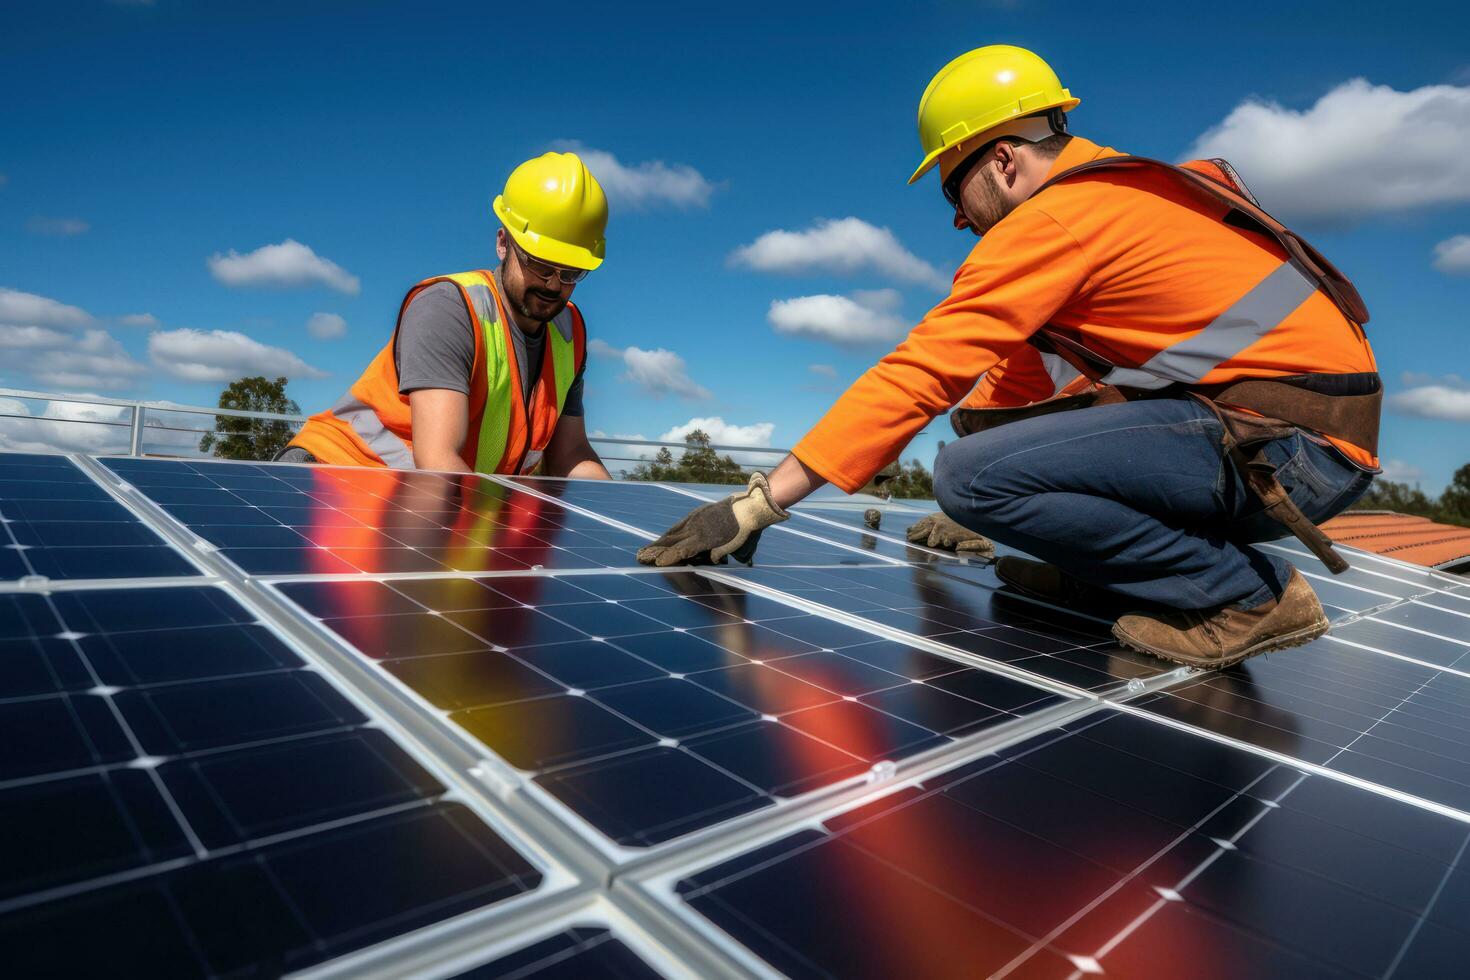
left=1186, top=392, right=1352, bottom=574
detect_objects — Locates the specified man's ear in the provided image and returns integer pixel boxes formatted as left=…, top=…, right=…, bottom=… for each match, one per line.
left=495, top=227, right=509, bottom=262
left=994, top=141, right=1020, bottom=186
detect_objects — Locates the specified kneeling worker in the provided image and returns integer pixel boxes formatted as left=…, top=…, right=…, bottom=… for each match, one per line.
left=638, top=46, right=1381, bottom=670
left=282, top=152, right=613, bottom=480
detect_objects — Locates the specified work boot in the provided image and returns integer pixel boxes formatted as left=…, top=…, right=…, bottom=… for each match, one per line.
left=994, top=556, right=1095, bottom=604
left=1111, top=568, right=1329, bottom=670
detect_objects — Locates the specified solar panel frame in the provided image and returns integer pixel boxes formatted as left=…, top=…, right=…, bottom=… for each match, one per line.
left=0, top=578, right=583, bottom=978
left=9, top=450, right=1469, bottom=978
left=265, top=566, right=1089, bottom=859
left=0, top=451, right=206, bottom=584
left=633, top=707, right=1470, bottom=980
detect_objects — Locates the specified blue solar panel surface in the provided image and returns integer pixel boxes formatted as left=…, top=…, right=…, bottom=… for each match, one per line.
left=4, top=449, right=1469, bottom=978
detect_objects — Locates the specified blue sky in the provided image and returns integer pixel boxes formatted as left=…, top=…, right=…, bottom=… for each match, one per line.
left=3, top=0, right=1469, bottom=490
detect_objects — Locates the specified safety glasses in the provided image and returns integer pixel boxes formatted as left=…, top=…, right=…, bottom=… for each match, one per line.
left=509, top=238, right=589, bottom=285
left=941, top=139, right=1000, bottom=211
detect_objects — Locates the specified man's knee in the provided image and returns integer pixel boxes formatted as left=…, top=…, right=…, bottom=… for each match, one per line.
left=934, top=435, right=1011, bottom=526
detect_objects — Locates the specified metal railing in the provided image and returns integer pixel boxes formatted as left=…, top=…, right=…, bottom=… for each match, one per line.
left=0, top=387, right=793, bottom=474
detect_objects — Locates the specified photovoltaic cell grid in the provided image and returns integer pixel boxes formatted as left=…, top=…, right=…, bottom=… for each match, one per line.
left=510, top=475, right=942, bottom=566
left=728, top=562, right=1180, bottom=692
left=274, top=571, right=1067, bottom=848
left=1133, top=549, right=1470, bottom=815
left=9, top=450, right=1470, bottom=978
left=672, top=711, right=1470, bottom=979
left=102, top=456, right=651, bottom=576
left=0, top=584, right=547, bottom=976
left=0, top=452, right=197, bottom=581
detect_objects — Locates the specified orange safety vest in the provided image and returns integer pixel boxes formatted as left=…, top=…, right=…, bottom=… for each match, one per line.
left=288, top=270, right=586, bottom=474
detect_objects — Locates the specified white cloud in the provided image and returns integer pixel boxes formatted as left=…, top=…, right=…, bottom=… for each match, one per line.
left=306, top=312, right=347, bottom=340
left=587, top=337, right=623, bottom=359
left=768, top=288, right=908, bottom=347
left=620, top=346, right=712, bottom=400
left=26, top=216, right=90, bottom=237
left=659, top=416, right=775, bottom=448
left=589, top=340, right=712, bottom=400
left=808, top=363, right=837, bottom=377
left=554, top=141, right=716, bottom=209
left=1388, top=384, right=1470, bottom=423
left=207, top=239, right=360, bottom=295
left=588, top=429, right=650, bottom=442
left=149, top=328, right=327, bottom=383
left=1432, top=235, right=1470, bottom=276
left=0, top=287, right=92, bottom=328
left=0, top=325, right=72, bottom=349
left=22, top=329, right=149, bottom=391
left=1380, top=459, right=1425, bottom=483
left=1187, top=78, right=1470, bottom=225
left=118, top=313, right=160, bottom=328
left=730, top=217, right=949, bottom=290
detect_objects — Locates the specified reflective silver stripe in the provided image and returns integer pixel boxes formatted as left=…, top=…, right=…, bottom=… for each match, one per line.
left=460, top=283, right=497, bottom=327
left=550, top=307, right=574, bottom=343
left=1100, top=261, right=1319, bottom=389
left=1039, top=352, right=1082, bottom=394
left=520, top=449, right=544, bottom=474
left=330, top=393, right=415, bottom=469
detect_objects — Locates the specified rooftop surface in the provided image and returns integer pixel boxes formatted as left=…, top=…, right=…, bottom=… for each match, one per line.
left=2, top=450, right=1468, bottom=978
left=1324, top=511, right=1470, bottom=573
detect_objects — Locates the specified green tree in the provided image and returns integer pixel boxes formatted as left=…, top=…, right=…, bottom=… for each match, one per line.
left=199, top=376, right=301, bottom=461
left=627, top=430, right=747, bottom=485
left=1349, top=468, right=1470, bottom=529
left=1441, top=464, right=1470, bottom=523
left=867, top=458, right=934, bottom=500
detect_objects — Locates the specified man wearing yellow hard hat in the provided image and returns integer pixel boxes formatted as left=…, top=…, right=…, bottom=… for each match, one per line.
left=283, top=151, right=613, bottom=479
left=641, top=45, right=1381, bottom=673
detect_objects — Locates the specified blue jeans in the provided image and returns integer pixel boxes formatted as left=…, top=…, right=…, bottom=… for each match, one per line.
left=933, top=398, right=1375, bottom=610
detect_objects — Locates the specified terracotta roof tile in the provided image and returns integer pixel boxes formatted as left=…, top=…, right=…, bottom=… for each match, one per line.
left=1323, top=511, right=1470, bottom=570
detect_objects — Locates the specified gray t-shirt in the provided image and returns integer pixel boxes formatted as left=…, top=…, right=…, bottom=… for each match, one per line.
left=393, top=280, right=585, bottom=416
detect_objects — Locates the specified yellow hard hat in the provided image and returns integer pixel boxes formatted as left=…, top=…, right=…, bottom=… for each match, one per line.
left=908, top=45, right=1080, bottom=185
left=492, top=151, right=608, bottom=271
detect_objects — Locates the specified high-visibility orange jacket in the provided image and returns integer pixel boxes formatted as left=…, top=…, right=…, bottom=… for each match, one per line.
left=288, top=270, right=586, bottom=474
left=793, top=137, right=1378, bottom=492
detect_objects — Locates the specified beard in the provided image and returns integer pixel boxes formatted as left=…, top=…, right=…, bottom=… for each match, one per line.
left=513, top=284, right=570, bottom=323
left=967, top=167, right=1017, bottom=235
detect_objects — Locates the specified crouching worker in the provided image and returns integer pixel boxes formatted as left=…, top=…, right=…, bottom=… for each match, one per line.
left=637, top=45, right=1380, bottom=671
left=281, top=152, right=612, bottom=479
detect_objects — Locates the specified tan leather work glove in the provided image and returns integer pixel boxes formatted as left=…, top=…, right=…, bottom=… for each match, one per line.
left=636, top=473, right=790, bottom=567
left=906, top=512, right=995, bottom=557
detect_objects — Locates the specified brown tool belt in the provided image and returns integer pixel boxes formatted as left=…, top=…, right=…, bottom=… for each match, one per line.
left=948, top=372, right=1382, bottom=575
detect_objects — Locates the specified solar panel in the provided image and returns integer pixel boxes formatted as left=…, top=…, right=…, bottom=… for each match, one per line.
left=0, top=452, right=199, bottom=581
left=727, top=562, right=1177, bottom=691
left=510, top=475, right=920, bottom=566
left=0, top=582, right=555, bottom=976
left=274, top=570, right=1069, bottom=849
left=103, top=457, right=650, bottom=575
left=454, top=927, right=660, bottom=978
left=6, top=450, right=1469, bottom=977
left=665, top=711, right=1470, bottom=978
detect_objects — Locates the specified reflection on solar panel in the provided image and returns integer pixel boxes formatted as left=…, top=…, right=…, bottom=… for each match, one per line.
left=277, top=571, right=1067, bottom=847
left=104, top=457, right=650, bottom=575
left=512, top=475, right=940, bottom=566
left=5, top=449, right=1470, bottom=976
left=671, top=713, right=1470, bottom=977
